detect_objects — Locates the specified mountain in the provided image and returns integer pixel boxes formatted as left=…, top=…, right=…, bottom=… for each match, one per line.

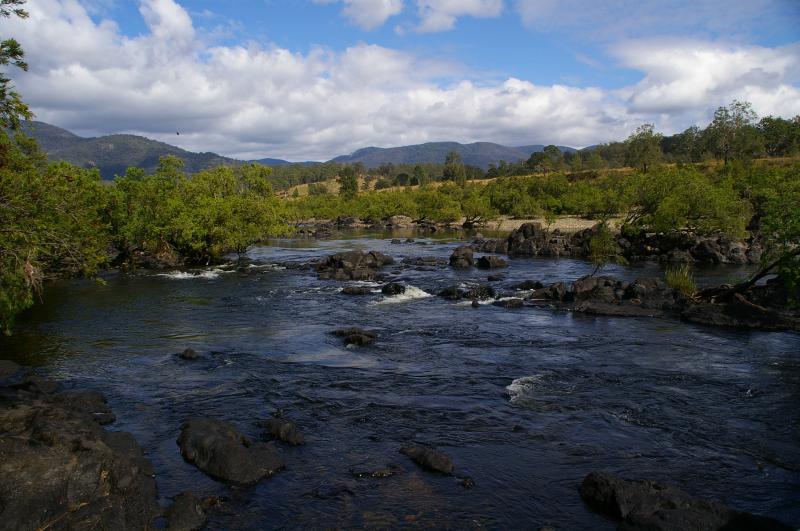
left=332, top=141, right=576, bottom=169
left=18, top=122, right=240, bottom=179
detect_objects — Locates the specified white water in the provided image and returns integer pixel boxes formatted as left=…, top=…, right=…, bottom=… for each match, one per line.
left=157, top=269, right=230, bottom=280
left=506, top=375, right=544, bottom=404
left=375, top=285, right=433, bottom=304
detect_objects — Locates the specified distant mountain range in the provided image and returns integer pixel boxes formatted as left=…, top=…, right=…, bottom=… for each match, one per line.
left=18, top=121, right=577, bottom=179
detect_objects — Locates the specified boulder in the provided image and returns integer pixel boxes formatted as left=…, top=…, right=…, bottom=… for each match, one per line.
left=400, top=445, right=454, bottom=474
left=386, top=215, right=413, bottom=228
left=463, top=285, right=496, bottom=301
left=512, top=280, right=544, bottom=290
left=316, top=250, right=394, bottom=281
left=579, top=471, right=792, bottom=531
left=682, top=293, right=800, bottom=331
left=177, top=418, right=284, bottom=486
left=258, top=417, right=305, bottom=446
left=487, top=274, right=504, bottom=282
left=473, top=238, right=508, bottom=254
left=165, top=492, right=207, bottom=531
left=449, top=245, right=474, bottom=268
left=332, top=327, right=377, bottom=346
left=476, top=256, right=508, bottom=269
left=0, top=377, right=159, bottom=530
left=493, top=298, right=524, bottom=309
left=381, top=283, right=406, bottom=296
left=0, top=360, right=21, bottom=380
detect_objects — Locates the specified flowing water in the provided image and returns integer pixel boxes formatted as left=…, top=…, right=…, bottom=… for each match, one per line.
left=2, top=231, right=799, bottom=529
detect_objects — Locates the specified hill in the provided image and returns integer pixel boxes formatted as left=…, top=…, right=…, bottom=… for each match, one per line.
left=332, top=141, right=576, bottom=169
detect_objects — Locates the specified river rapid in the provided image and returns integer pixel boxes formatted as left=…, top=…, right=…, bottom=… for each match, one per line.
left=2, top=231, right=799, bottom=529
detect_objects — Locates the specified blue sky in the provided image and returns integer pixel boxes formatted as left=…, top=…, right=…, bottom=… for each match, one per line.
left=7, top=0, right=800, bottom=160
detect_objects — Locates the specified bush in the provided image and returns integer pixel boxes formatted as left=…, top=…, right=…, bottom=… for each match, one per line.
left=665, top=264, right=697, bottom=297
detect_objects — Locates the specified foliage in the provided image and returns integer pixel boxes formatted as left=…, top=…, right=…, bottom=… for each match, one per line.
left=0, top=0, right=32, bottom=129
left=758, top=165, right=800, bottom=293
left=625, top=123, right=662, bottom=173
left=665, top=264, right=697, bottom=297
left=589, top=222, right=627, bottom=275
left=443, top=150, right=466, bottom=186
left=337, top=166, right=358, bottom=200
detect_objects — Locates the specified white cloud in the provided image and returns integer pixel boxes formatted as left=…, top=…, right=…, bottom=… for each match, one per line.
left=415, top=0, right=504, bottom=33
left=5, top=0, right=799, bottom=161
left=314, top=0, right=404, bottom=30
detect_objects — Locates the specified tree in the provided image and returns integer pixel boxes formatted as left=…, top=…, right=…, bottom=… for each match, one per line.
left=759, top=116, right=800, bottom=157
left=0, top=0, right=32, bottom=129
left=527, top=151, right=549, bottom=173
left=589, top=222, right=627, bottom=275
left=625, top=123, right=662, bottom=173
left=704, top=100, right=763, bottom=164
left=413, top=164, right=426, bottom=186
left=543, top=145, right=563, bottom=170
left=337, top=166, right=358, bottom=200
left=443, top=150, right=466, bottom=186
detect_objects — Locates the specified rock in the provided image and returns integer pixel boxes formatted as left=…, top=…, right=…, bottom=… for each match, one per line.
left=0, top=378, right=160, bottom=530
left=476, top=256, right=508, bottom=269
left=471, top=300, right=480, bottom=308
left=458, top=476, right=476, bottom=489
left=449, top=245, right=474, bottom=268
left=682, top=293, right=800, bottom=331
left=473, top=238, right=508, bottom=254
left=341, top=285, right=374, bottom=295
left=402, top=256, right=448, bottom=267
left=349, top=463, right=401, bottom=479
left=390, top=238, right=402, bottom=244
left=463, top=285, right=495, bottom=301
left=579, top=471, right=792, bottom=531
left=258, top=417, right=305, bottom=446
left=179, top=348, right=199, bottom=360
left=399, top=445, right=454, bottom=474
left=332, top=327, right=377, bottom=346
left=512, top=280, right=544, bottom=290
left=177, top=418, right=284, bottom=486
left=316, top=250, right=394, bottom=281
left=381, top=283, right=406, bottom=296
left=493, top=298, right=524, bottom=309
left=438, top=286, right=462, bottom=300
left=0, top=360, right=21, bottom=380
left=487, top=274, right=504, bottom=282
left=58, top=390, right=117, bottom=425
left=386, top=215, right=414, bottom=228
left=165, top=492, right=206, bottom=531
left=12, top=373, right=61, bottom=394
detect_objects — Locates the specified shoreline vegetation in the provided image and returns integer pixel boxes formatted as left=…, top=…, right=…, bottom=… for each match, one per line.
left=2, top=105, right=799, bottom=333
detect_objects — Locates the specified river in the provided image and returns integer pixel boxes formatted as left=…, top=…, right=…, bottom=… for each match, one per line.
left=2, top=231, right=798, bottom=529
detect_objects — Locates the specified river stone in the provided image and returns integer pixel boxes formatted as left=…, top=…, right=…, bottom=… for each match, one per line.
left=341, top=285, right=373, bottom=295
left=258, top=417, right=305, bottom=446
left=179, top=347, right=199, bottom=360
left=332, top=327, right=377, bottom=346
left=177, top=418, right=284, bottom=486
left=381, top=283, right=406, bottom=296
left=0, top=378, right=160, bottom=530
left=0, top=360, right=21, bottom=380
left=165, top=492, right=207, bottom=531
left=400, top=444, right=454, bottom=474
left=493, top=298, right=524, bottom=309
left=476, top=255, right=508, bottom=269
left=579, top=472, right=792, bottom=531
left=449, top=245, right=474, bottom=268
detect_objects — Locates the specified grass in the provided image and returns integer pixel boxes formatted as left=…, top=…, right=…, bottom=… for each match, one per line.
left=665, top=264, right=697, bottom=297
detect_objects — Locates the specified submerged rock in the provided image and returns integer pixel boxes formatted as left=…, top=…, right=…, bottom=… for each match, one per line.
left=476, top=255, right=508, bottom=269
left=449, top=245, right=474, bottom=269
left=493, top=298, right=524, bottom=309
left=258, top=416, right=305, bottom=446
left=332, top=327, right=377, bottom=346
left=0, top=374, right=160, bottom=530
left=177, top=418, right=284, bottom=486
left=341, top=285, right=374, bottom=295
left=179, top=347, right=199, bottom=360
left=165, top=492, right=207, bottom=531
left=438, top=284, right=496, bottom=301
left=579, top=471, right=792, bottom=531
left=0, top=359, right=21, bottom=380
left=400, top=444, right=455, bottom=474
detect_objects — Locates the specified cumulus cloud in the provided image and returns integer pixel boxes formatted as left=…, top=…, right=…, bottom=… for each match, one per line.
left=314, top=0, right=404, bottom=30
left=4, top=0, right=799, bottom=160
left=415, top=0, right=504, bottom=33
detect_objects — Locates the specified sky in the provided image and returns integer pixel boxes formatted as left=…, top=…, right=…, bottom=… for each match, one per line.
left=5, top=0, right=800, bottom=161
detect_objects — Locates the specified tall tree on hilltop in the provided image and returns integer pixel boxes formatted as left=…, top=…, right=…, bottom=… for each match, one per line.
left=443, top=150, right=466, bottom=186
left=625, top=123, right=663, bottom=173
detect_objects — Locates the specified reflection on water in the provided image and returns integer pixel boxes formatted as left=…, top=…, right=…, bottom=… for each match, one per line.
left=1, top=232, right=798, bottom=529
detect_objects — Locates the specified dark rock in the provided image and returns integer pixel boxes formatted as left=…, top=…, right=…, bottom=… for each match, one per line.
left=463, top=285, right=495, bottom=300
left=471, top=300, right=481, bottom=308
left=381, top=283, right=406, bottom=296
left=449, top=245, right=474, bottom=268
left=165, top=492, right=206, bottom=531
left=400, top=445, right=454, bottom=474
left=341, top=285, right=374, bottom=295
left=473, top=238, right=508, bottom=254
left=579, top=471, right=792, bottom=531
left=258, top=417, right=305, bottom=446
left=512, top=280, right=544, bottom=290
left=316, top=250, right=394, bottom=281
left=12, top=374, right=61, bottom=394
left=179, top=348, right=199, bottom=360
left=304, top=482, right=355, bottom=500
left=682, top=293, right=800, bottom=331
left=350, top=464, right=401, bottom=479
left=0, top=379, right=159, bottom=530
left=402, top=256, right=448, bottom=267
left=332, top=327, right=377, bottom=346
left=390, top=239, right=402, bottom=244
left=476, top=255, right=508, bottom=269
left=58, top=390, right=117, bottom=425
left=493, top=298, right=524, bottom=309
left=458, top=476, right=476, bottom=489
left=438, top=286, right=462, bottom=300
left=177, top=418, right=284, bottom=486
left=487, top=274, right=504, bottom=282
left=0, top=360, right=21, bottom=380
